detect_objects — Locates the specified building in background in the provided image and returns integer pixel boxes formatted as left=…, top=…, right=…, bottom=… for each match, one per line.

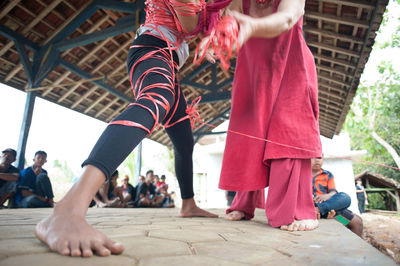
left=193, top=129, right=365, bottom=214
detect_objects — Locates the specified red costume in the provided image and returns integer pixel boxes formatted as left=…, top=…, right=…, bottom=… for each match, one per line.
left=219, top=0, right=322, bottom=227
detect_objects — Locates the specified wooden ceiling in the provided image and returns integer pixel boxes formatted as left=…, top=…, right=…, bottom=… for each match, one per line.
left=0, top=0, right=388, bottom=147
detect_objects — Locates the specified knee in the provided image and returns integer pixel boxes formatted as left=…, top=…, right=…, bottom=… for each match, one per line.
left=336, top=192, right=351, bottom=208
left=174, top=137, right=194, bottom=157
left=348, top=215, right=363, bottom=237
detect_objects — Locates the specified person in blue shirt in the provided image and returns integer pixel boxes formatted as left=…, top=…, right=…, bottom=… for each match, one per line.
left=15, top=151, right=54, bottom=208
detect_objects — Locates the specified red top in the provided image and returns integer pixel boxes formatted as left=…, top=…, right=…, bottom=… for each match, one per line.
left=219, top=0, right=322, bottom=191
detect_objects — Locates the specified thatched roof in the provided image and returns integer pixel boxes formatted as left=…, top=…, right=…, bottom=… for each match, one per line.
left=356, top=171, right=400, bottom=190
left=0, top=0, right=389, bottom=147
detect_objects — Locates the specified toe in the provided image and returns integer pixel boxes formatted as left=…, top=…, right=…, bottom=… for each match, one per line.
left=81, top=240, right=93, bottom=257
left=280, top=225, right=288, bottom=230
left=92, top=240, right=111, bottom=257
left=105, top=239, right=124, bottom=255
left=297, top=222, right=306, bottom=231
left=56, top=240, right=70, bottom=256
left=70, top=240, right=81, bottom=257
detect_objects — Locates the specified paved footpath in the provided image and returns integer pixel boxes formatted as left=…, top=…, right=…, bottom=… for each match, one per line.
left=0, top=208, right=395, bottom=266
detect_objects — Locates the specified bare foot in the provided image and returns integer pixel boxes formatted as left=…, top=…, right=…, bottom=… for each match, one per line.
left=35, top=212, right=124, bottom=257
left=315, top=206, right=321, bottom=219
left=224, top=211, right=245, bottom=221
left=179, top=198, right=218, bottom=218
left=327, top=210, right=336, bottom=219
left=280, top=219, right=318, bottom=231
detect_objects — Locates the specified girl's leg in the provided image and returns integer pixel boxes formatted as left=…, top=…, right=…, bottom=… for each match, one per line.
left=35, top=37, right=180, bottom=256
left=164, top=87, right=217, bottom=218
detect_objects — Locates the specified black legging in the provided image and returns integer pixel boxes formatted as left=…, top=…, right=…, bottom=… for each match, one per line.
left=83, top=34, right=194, bottom=199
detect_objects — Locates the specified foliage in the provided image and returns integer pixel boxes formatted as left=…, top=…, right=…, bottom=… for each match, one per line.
left=367, top=193, right=387, bottom=210
left=122, top=151, right=136, bottom=182
left=344, top=61, right=400, bottom=182
left=344, top=0, right=400, bottom=185
left=52, top=159, right=75, bottom=182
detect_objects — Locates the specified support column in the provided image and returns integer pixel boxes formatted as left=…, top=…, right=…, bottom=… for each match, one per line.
left=16, top=92, right=36, bottom=170
left=135, top=141, right=142, bottom=184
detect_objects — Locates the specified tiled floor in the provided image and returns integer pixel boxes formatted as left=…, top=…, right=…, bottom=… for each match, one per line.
left=0, top=208, right=395, bottom=265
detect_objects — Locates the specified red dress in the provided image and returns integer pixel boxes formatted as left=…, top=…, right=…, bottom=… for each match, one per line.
left=219, top=0, right=322, bottom=192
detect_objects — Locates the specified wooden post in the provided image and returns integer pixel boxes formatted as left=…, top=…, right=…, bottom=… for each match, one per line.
left=16, top=92, right=36, bottom=170
left=134, top=141, right=142, bottom=185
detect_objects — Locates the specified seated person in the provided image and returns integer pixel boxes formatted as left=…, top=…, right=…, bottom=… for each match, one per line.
left=137, top=175, right=145, bottom=186
left=158, top=175, right=174, bottom=208
left=119, top=175, right=136, bottom=207
left=14, top=151, right=54, bottom=208
left=135, top=174, right=164, bottom=207
left=0, top=149, right=20, bottom=208
left=157, top=175, right=169, bottom=194
left=312, top=157, right=363, bottom=236
left=92, top=170, right=123, bottom=208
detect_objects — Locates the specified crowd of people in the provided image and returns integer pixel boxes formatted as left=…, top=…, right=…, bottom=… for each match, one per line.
left=0, top=148, right=174, bottom=210
left=0, top=149, right=54, bottom=209
left=91, top=169, right=175, bottom=209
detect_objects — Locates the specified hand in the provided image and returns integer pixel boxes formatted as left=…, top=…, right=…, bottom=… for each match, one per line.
left=228, top=10, right=257, bottom=47
left=313, top=194, right=333, bottom=203
left=198, top=36, right=217, bottom=64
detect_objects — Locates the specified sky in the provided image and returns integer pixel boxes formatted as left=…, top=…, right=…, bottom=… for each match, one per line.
left=0, top=1, right=399, bottom=177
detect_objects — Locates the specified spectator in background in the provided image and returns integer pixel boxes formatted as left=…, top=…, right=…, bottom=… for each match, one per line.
left=135, top=173, right=164, bottom=207
left=0, top=149, right=19, bottom=208
left=15, top=151, right=54, bottom=208
left=225, top=191, right=236, bottom=207
left=120, top=175, right=136, bottom=207
left=138, top=175, right=145, bottom=185
left=157, top=175, right=169, bottom=194
left=312, top=157, right=363, bottom=236
left=355, top=178, right=368, bottom=213
left=153, top=175, right=160, bottom=187
left=93, top=170, right=124, bottom=208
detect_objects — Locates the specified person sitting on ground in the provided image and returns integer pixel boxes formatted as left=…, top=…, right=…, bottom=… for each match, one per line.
left=92, top=170, right=124, bottom=208
left=0, top=149, right=20, bottom=208
left=135, top=173, right=164, bottom=207
left=14, top=151, right=54, bottom=208
left=311, top=157, right=363, bottom=236
left=158, top=175, right=174, bottom=208
left=157, top=175, right=169, bottom=194
left=138, top=175, right=145, bottom=186
left=120, top=175, right=136, bottom=207
left=355, top=178, right=368, bottom=213
left=153, top=175, right=160, bottom=188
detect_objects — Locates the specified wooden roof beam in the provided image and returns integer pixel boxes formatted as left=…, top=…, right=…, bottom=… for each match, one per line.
left=321, top=0, right=376, bottom=10
left=313, top=54, right=357, bottom=69
left=308, top=41, right=360, bottom=58
left=304, top=26, right=364, bottom=44
left=305, top=11, right=370, bottom=28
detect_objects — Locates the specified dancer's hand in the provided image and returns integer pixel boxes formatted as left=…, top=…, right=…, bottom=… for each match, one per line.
left=199, top=36, right=217, bottom=64
left=228, top=10, right=256, bottom=46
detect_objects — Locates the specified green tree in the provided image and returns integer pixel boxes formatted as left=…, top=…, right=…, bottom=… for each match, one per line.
left=122, top=151, right=136, bottom=182
left=344, top=0, right=400, bottom=182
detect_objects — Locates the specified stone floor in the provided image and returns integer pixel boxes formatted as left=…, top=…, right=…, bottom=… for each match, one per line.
left=0, top=208, right=395, bottom=266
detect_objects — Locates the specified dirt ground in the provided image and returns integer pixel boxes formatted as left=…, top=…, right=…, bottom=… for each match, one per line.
left=361, top=211, right=400, bottom=264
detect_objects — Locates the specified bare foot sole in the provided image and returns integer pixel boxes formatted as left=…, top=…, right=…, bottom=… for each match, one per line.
left=280, top=219, right=318, bottom=231
left=179, top=205, right=218, bottom=218
left=224, top=211, right=245, bottom=221
left=35, top=214, right=124, bottom=257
